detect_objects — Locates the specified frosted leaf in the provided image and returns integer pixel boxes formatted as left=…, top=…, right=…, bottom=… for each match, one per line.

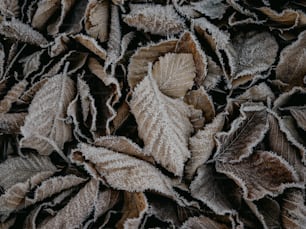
left=232, top=31, right=278, bottom=79
left=258, top=7, right=306, bottom=30
left=71, top=143, right=177, bottom=198
left=276, top=31, right=306, bottom=89
left=25, top=175, right=87, bottom=205
left=20, top=78, right=48, bottom=104
left=38, top=179, right=100, bottom=229
left=20, top=72, right=75, bottom=156
left=0, top=19, right=48, bottom=46
left=85, top=0, right=109, bottom=42
left=0, top=154, right=57, bottom=191
left=175, top=32, right=208, bottom=86
left=190, top=164, right=236, bottom=215
left=216, top=150, right=299, bottom=200
left=235, top=82, right=275, bottom=103
left=116, top=192, right=148, bottom=229
left=184, top=86, right=215, bottom=122
left=32, top=0, right=61, bottom=30
left=151, top=53, right=196, bottom=98
left=0, top=0, right=19, bottom=18
left=281, top=188, right=306, bottom=229
left=286, top=106, right=306, bottom=131
left=49, top=34, right=70, bottom=57
left=47, top=0, right=76, bottom=36
left=109, top=101, right=130, bottom=134
left=191, top=0, right=228, bottom=20
left=130, top=75, right=193, bottom=176
left=77, top=77, right=97, bottom=133
left=245, top=197, right=281, bottom=229
left=267, top=112, right=305, bottom=181
left=94, top=189, right=120, bottom=221
left=123, top=4, right=185, bottom=36
left=203, top=56, right=223, bottom=91
left=94, top=136, right=154, bottom=163
left=0, top=80, right=28, bottom=113
left=186, top=112, right=225, bottom=179
left=127, top=39, right=177, bottom=89
left=0, top=112, right=27, bottom=134
left=73, top=34, right=107, bottom=60
left=181, top=216, right=230, bottom=229
left=214, top=105, right=268, bottom=163
left=19, top=50, right=45, bottom=78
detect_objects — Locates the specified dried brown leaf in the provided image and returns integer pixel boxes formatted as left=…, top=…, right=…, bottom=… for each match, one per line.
left=276, top=31, right=306, bottom=89
left=286, top=106, right=306, bottom=131
left=0, top=0, right=19, bottom=18
left=20, top=71, right=75, bottom=157
left=216, top=150, right=299, bottom=200
left=71, top=143, right=177, bottom=198
left=151, top=53, right=196, bottom=98
left=214, top=105, right=268, bottom=163
left=203, top=56, right=223, bottom=91
left=130, top=74, right=193, bottom=176
left=181, top=215, right=230, bottom=229
left=186, top=112, right=225, bottom=179
left=0, top=19, right=48, bottom=46
left=19, top=50, right=44, bottom=78
left=0, top=112, right=27, bottom=134
left=85, top=0, right=109, bottom=42
left=127, top=39, right=177, bottom=89
left=281, top=188, right=306, bottom=229
left=124, top=4, right=185, bottom=36
left=20, top=78, right=48, bottom=104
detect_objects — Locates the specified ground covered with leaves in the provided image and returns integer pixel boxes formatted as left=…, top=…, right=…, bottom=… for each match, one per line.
left=0, top=0, right=306, bottom=228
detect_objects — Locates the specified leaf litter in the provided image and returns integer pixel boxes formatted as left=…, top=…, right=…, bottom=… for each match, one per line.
left=0, top=0, right=306, bottom=228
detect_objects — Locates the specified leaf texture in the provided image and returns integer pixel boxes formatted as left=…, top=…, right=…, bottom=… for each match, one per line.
left=286, top=106, right=306, bottom=131
left=216, top=151, right=299, bottom=200
left=124, top=4, right=184, bottom=36
left=181, top=216, right=230, bottom=229
left=20, top=72, right=75, bottom=156
left=0, top=0, right=20, bottom=18
left=151, top=53, right=196, bottom=98
left=130, top=74, right=193, bottom=176
left=214, top=105, right=268, bottom=163
left=0, top=112, right=27, bottom=134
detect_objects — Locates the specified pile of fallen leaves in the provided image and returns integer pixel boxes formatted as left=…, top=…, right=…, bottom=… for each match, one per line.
left=0, top=0, right=306, bottom=228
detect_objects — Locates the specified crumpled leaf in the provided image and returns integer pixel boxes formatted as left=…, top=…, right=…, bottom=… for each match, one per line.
left=216, top=150, right=299, bottom=200
left=214, top=105, right=268, bottom=163
left=0, top=0, right=19, bottom=18
left=20, top=70, right=75, bottom=157
left=116, top=192, right=148, bottom=229
left=124, top=4, right=185, bottom=36
left=130, top=74, right=193, bottom=176
left=37, top=179, right=99, bottom=229
left=276, top=30, right=306, bottom=89
left=285, top=106, right=306, bottom=131
left=191, top=0, right=228, bottom=20
left=85, top=0, right=109, bottom=42
left=281, top=188, right=306, bottom=229
left=71, top=143, right=177, bottom=199
left=190, top=164, right=236, bottom=215
left=151, top=53, right=196, bottom=98
left=181, top=215, right=230, bottom=229
left=0, top=112, right=27, bottom=134
left=19, top=50, right=44, bottom=78
left=0, top=19, right=48, bottom=46
left=186, top=112, right=225, bottom=179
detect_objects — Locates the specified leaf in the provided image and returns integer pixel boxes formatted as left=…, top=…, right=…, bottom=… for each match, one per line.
left=32, top=0, right=61, bottom=30
left=203, top=56, right=223, bottom=91
left=71, top=143, right=177, bottom=198
left=0, top=0, right=19, bottom=18
left=37, top=179, right=100, bottom=229
left=190, top=164, right=236, bottom=215
left=245, top=197, right=281, bottom=229
left=73, top=34, right=107, bottom=60
left=186, top=112, right=225, bottom=179
left=181, top=216, right=230, bottom=229
left=0, top=19, right=48, bottom=46
left=94, top=189, right=120, bottom=221
left=184, top=86, right=215, bottom=122
left=286, top=106, right=306, bottom=131
left=191, top=0, right=228, bottom=20
left=0, top=80, right=28, bottom=113
left=85, top=0, right=109, bottom=42
left=20, top=78, right=48, bottom=104
left=0, top=112, right=27, bottom=134
left=123, top=4, right=185, bottom=36
left=267, top=112, right=305, bottom=181
left=0, top=154, right=57, bottom=191
left=0, top=43, right=4, bottom=80
left=20, top=70, right=76, bottom=156
left=19, top=50, right=45, bottom=78
left=281, top=188, right=306, bottom=229
left=214, top=105, right=268, bottom=163
left=232, top=31, right=278, bottom=79
left=276, top=31, right=306, bottom=89
left=216, top=150, right=299, bottom=200
left=151, top=53, right=196, bottom=98
left=116, top=192, right=148, bottom=229
left=130, top=74, right=193, bottom=176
